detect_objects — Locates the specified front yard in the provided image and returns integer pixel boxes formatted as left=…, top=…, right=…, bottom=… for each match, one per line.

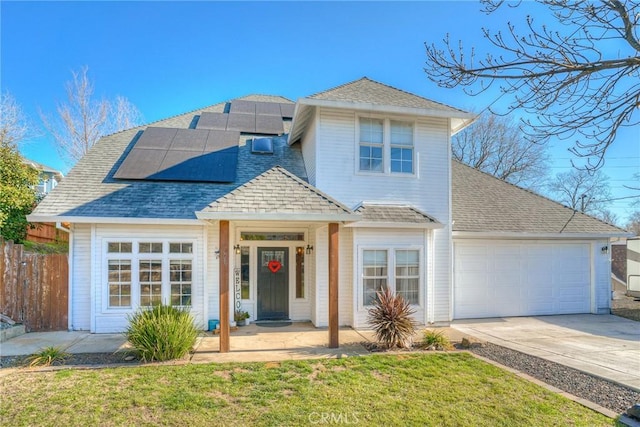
left=0, top=353, right=614, bottom=426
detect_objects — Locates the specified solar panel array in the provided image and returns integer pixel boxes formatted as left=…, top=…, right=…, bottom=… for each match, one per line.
left=114, top=127, right=240, bottom=182
left=196, top=100, right=294, bottom=135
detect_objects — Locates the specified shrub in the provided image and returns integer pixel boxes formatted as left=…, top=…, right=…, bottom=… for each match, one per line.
left=25, top=346, right=70, bottom=367
left=367, top=288, right=417, bottom=349
left=422, top=329, right=454, bottom=351
left=125, top=304, right=198, bottom=362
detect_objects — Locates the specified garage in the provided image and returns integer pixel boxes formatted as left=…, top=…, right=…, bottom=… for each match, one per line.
left=453, top=241, right=592, bottom=319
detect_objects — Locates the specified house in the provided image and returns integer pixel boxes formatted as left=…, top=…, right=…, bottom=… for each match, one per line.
left=29, top=77, right=627, bottom=350
left=23, top=158, right=64, bottom=195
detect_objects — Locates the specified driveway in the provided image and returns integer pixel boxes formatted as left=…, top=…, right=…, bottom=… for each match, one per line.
left=452, top=314, right=640, bottom=391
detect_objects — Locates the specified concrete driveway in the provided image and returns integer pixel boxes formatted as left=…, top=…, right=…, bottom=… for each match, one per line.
left=452, top=314, right=640, bottom=391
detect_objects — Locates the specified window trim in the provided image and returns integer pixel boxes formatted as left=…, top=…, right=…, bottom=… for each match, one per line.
left=359, top=246, right=423, bottom=309
left=102, top=239, right=196, bottom=312
left=355, top=115, right=418, bottom=177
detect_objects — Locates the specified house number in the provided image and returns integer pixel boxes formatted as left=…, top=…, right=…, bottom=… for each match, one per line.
left=234, top=268, right=241, bottom=311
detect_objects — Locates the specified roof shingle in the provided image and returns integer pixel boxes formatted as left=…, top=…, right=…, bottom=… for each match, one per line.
left=354, top=204, right=440, bottom=224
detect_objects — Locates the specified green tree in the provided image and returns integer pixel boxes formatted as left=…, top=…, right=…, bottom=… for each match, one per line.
left=0, top=93, right=39, bottom=242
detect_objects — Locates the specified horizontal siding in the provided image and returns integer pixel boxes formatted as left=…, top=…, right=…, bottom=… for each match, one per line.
left=315, top=108, right=450, bottom=221
left=71, top=224, right=91, bottom=330
left=92, top=224, right=206, bottom=333
left=207, top=223, right=220, bottom=322
left=594, top=240, right=610, bottom=313
left=301, top=113, right=317, bottom=186
left=352, top=229, right=427, bottom=328
left=432, top=226, right=451, bottom=322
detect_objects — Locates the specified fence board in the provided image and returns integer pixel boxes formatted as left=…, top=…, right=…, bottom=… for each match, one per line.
left=26, top=223, right=69, bottom=244
left=0, top=240, right=68, bottom=331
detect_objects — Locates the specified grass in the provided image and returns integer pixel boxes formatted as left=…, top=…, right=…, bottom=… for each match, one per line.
left=24, top=346, right=70, bottom=367
left=422, top=329, right=454, bottom=351
left=0, top=353, right=614, bottom=426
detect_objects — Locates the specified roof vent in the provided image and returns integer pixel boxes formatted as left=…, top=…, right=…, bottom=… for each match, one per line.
left=251, top=137, right=274, bottom=154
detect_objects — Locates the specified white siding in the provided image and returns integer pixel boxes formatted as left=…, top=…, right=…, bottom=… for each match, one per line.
left=70, top=224, right=91, bottom=330
left=594, top=239, right=611, bottom=313
left=312, top=224, right=353, bottom=327
left=207, top=222, right=219, bottom=324
left=352, top=229, right=427, bottom=328
left=310, top=108, right=452, bottom=323
left=92, top=224, right=206, bottom=333
left=300, top=112, right=317, bottom=186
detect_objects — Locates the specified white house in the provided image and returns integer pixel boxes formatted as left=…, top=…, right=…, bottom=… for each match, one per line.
left=23, top=158, right=63, bottom=195
left=29, top=78, right=627, bottom=349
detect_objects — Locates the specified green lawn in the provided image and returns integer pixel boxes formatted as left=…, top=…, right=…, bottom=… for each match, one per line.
left=0, top=353, right=614, bottom=426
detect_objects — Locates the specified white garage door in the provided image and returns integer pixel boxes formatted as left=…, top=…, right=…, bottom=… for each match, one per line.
left=454, top=241, right=591, bottom=319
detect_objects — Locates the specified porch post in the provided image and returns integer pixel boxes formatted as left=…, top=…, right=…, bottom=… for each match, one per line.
left=328, top=222, right=339, bottom=348
left=219, top=220, right=230, bottom=353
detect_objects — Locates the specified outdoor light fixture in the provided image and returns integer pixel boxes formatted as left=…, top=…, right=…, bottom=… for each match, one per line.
left=296, top=247, right=304, bottom=256
left=234, top=244, right=241, bottom=254
left=306, top=245, right=313, bottom=254
left=601, top=245, right=609, bottom=255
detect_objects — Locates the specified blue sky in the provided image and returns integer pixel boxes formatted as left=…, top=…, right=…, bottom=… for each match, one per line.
left=2, top=1, right=638, bottom=223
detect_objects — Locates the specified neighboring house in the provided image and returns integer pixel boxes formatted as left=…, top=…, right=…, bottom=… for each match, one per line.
left=23, top=159, right=63, bottom=195
left=29, top=77, right=628, bottom=341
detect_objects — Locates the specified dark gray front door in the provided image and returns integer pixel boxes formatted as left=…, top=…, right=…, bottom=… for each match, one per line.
left=257, top=247, right=289, bottom=320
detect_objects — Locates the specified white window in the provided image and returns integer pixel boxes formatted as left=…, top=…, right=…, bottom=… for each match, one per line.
left=362, top=248, right=421, bottom=306
left=359, top=118, right=384, bottom=172
left=358, top=117, right=415, bottom=175
left=363, top=250, right=388, bottom=306
left=390, top=121, right=414, bottom=174
left=105, top=240, right=194, bottom=309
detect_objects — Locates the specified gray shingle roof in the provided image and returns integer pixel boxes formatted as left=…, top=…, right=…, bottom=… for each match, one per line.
left=32, top=96, right=301, bottom=220
left=199, top=166, right=354, bottom=217
left=354, top=204, right=440, bottom=224
left=307, top=77, right=466, bottom=113
left=452, top=160, right=625, bottom=234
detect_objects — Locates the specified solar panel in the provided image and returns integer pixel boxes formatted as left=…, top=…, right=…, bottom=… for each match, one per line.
left=255, top=102, right=282, bottom=116
left=196, top=112, right=228, bottom=130
left=229, top=100, right=256, bottom=114
left=114, top=127, right=240, bottom=183
left=226, top=113, right=256, bottom=133
left=170, top=129, right=209, bottom=151
left=252, top=137, right=274, bottom=154
left=255, top=115, right=284, bottom=135
left=280, top=103, right=295, bottom=119
left=133, top=127, right=177, bottom=149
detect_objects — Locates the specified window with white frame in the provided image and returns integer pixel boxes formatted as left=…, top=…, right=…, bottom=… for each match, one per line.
left=362, top=250, right=388, bottom=306
left=105, top=240, right=194, bottom=309
left=362, top=249, right=420, bottom=306
left=390, top=121, right=414, bottom=174
left=358, top=117, right=414, bottom=174
left=359, top=118, right=384, bottom=172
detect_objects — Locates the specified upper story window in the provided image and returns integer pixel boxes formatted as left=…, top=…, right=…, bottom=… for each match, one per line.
left=390, top=121, right=414, bottom=174
left=359, top=118, right=384, bottom=172
left=358, top=117, right=414, bottom=175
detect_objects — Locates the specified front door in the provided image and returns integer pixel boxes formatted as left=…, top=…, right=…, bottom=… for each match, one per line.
left=257, top=247, right=289, bottom=320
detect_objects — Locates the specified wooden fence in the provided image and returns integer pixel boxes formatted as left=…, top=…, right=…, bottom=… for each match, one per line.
left=26, top=222, right=69, bottom=244
left=0, top=240, right=68, bottom=331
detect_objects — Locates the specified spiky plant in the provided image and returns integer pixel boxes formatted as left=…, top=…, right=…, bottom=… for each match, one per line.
left=367, top=288, right=417, bottom=349
left=125, top=304, right=198, bottom=362
left=422, top=329, right=454, bottom=351
left=25, top=346, right=70, bottom=367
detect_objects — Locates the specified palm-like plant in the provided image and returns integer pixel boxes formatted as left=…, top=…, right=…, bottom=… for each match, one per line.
left=367, top=288, right=417, bottom=349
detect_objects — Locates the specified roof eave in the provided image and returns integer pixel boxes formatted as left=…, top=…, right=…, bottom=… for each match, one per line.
left=452, top=231, right=633, bottom=239
left=195, top=212, right=360, bottom=222
left=345, top=221, right=444, bottom=229
left=27, top=214, right=205, bottom=226
left=298, top=97, right=476, bottom=119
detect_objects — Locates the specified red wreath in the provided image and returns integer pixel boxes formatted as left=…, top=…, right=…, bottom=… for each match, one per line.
left=268, top=260, right=282, bottom=273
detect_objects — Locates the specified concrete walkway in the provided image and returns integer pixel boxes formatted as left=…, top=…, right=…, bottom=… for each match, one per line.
left=0, top=323, right=471, bottom=364
left=452, top=314, right=640, bottom=391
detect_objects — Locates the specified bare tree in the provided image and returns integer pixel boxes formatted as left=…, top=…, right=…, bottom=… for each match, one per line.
left=41, top=66, right=143, bottom=165
left=626, top=211, right=640, bottom=235
left=597, top=209, right=619, bottom=226
left=548, top=169, right=612, bottom=217
left=453, top=112, right=549, bottom=189
left=425, top=0, right=640, bottom=170
left=1, top=92, right=29, bottom=147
